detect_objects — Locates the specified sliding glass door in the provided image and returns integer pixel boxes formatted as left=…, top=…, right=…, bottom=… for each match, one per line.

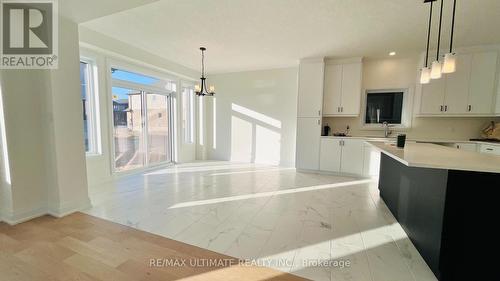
left=112, top=87, right=146, bottom=172
left=146, top=93, right=171, bottom=165
left=112, top=87, right=173, bottom=172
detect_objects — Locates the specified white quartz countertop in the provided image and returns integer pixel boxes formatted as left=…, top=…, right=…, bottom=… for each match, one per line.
left=368, top=141, right=500, bottom=173
left=321, top=135, right=500, bottom=146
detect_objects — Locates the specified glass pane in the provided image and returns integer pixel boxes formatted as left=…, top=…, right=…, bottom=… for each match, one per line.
left=365, top=92, right=404, bottom=124
left=111, top=68, right=160, bottom=86
left=80, top=62, right=90, bottom=152
left=146, top=93, right=170, bottom=164
left=112, top=87, right=145, bottom=171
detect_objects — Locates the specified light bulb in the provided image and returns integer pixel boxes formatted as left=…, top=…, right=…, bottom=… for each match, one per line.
left=209, top=85, right=215, bottom=92
left=430, top=60, right=442, bottom=79
left=420, top=67, right=431, bottom=84
left=442, top=53, right=456, bottom=74
left=195, top=84, right=201, bottom=92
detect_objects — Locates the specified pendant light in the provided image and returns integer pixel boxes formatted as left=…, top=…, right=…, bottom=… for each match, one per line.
left=442, top=0, right=457, bottom=74
left=195, top=47, right=215, bottom=97
left=430, top=0, right=444, bottom=79
left=420, top=0, right=434, bottom=84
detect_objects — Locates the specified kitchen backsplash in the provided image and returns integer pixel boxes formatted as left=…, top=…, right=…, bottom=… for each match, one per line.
left=323, top=116, right=500, bottom=140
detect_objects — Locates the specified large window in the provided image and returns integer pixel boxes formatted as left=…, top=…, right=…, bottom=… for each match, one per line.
left=111, top=67, right=174, bottom=172
left=80, top=60, right=100, bottom=154
left=182, top=87, right=195, bottom=144
left=364, top=89, right=406, bottom=125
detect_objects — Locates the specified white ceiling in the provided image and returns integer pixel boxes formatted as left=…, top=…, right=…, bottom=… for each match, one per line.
left=81, top=0, right=500, bottom=74
left=61, top=0, right=160, bottom=23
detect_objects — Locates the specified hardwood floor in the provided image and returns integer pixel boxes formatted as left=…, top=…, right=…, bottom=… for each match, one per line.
left=0, top=213, right=306, bottom=281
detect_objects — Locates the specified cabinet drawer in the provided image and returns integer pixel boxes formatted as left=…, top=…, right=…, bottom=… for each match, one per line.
left=479, top=144, right=500, bottom=155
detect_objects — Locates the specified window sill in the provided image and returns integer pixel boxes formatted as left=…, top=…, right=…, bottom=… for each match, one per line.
left=86, top=152, right=102, bottom=158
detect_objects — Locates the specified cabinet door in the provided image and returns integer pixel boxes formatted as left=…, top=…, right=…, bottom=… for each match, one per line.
left=319, top=138, right=342, bottom=172
left=323, top=64, right=343, bottom=115
left=298, top=61, right=324, bottom=118
left=296, top=118, right=321, bottom=170
left=420, top=78, right=446, bottom=115
left=468, top=52, right=498, bottom=114
left=363, top=144, right=381, bottom=178
left=340, top=63, right=362, bottom=115
left=340, top=139, right=364, bottom=175
left=444, top=54, right=472, bottom=114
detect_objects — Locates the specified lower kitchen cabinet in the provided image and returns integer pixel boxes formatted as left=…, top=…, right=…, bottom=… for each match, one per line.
left=319, top=139, right=342, bottom=172
left=363, top=143, right=381, bottom=177
left=296, top=118, right=322, bottom=170
left=319, top=138, right=365, bottom=175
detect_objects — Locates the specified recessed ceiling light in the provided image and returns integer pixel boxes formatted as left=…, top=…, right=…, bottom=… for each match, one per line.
left=389, top=51, right=396, bottom=56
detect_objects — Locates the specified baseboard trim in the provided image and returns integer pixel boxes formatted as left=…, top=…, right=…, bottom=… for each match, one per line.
left=47, top=197, right=92, bottom=218
left=0, top=206, right=48, bottom=225
left=1, top=197, right=92, bottom=225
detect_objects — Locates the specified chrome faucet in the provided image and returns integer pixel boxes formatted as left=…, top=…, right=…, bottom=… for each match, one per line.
left=382, top=122, right=393, bottom=138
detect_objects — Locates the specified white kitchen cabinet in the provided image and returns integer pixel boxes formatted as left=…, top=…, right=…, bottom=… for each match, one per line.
left=443, top=142, right=478, bottom=152
left=322, top=64, right=343, bottom=116
left=296, top=118, right=322, bottom=170
left=420, top=77, right=446, bottom=115
left=444, top=54, right=472, bottom=114
left=418, top=51, right=498, bottom=116
left=319, top=138, right=364, bottom=176
left=468, top=52, right=498, bottom=114
left=340, top=139, right=365, bottom=175
left=319, top=138, right=342, bottom=172
left=363, top=144, right=381, bottom=178
left=323, top=60, right=362, bottom=116
left=297, top=60, right=324, bottom=118
left=479, top=144, right=500, bottom=156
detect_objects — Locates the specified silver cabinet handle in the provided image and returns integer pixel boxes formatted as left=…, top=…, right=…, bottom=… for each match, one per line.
left=468, top=105, right=472, bottom=112
left=440, top=105, right=444, bottom=112
left=444, top=105, right=448, bottom=112
left=318, top=110, right=321, bottom=116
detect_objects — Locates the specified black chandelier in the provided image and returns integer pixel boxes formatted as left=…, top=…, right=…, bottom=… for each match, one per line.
left=195, top=47, right=215, bottom=96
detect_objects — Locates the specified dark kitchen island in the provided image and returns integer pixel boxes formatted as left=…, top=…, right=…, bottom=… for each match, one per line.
left=369, top=141, right=500, bottom=281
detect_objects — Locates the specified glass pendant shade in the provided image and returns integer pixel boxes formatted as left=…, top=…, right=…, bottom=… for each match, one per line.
left=430, top=60, right=442, bottom=79
left=420, top=67, right=431, bottom=84
left=442, top=53, right=456, bottom=74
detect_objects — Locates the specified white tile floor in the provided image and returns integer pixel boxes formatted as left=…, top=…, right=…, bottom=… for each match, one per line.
left=84, top=162, right=437, bottom=281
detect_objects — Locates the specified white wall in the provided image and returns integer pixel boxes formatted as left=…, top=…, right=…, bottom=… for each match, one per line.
left=324, top=55, right=500, bottom=140
left=205, top=67, right=298, bottom=167
left=0, top=16, right=91, bottom=224
left=79, top=27, right=199, bottom=187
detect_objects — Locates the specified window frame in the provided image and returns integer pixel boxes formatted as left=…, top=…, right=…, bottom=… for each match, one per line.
left=108, top=63, right=176, bottom=172
left=361, top=88, right=412, bottom=130
left=80, top=57, right=101, bottom=155
left=182, top=86, right=195, bottom=144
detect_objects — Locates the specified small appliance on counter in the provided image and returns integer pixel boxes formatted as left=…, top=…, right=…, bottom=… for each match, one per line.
left=332, top=126, right=351, bottom=137
left=322, top=123, right=331, bottom=136
left=397, top=134, right=406, bottom=148
left=471, top=122, right=500, bottom=143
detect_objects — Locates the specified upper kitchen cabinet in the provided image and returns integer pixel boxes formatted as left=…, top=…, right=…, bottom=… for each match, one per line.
left=297, top=59, right=325, bottom=118
left=468, top=52, right=498, bottom=114
left=323, top=58, right=363, bottom=116
left=418, top=51, right=498, bottom=116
